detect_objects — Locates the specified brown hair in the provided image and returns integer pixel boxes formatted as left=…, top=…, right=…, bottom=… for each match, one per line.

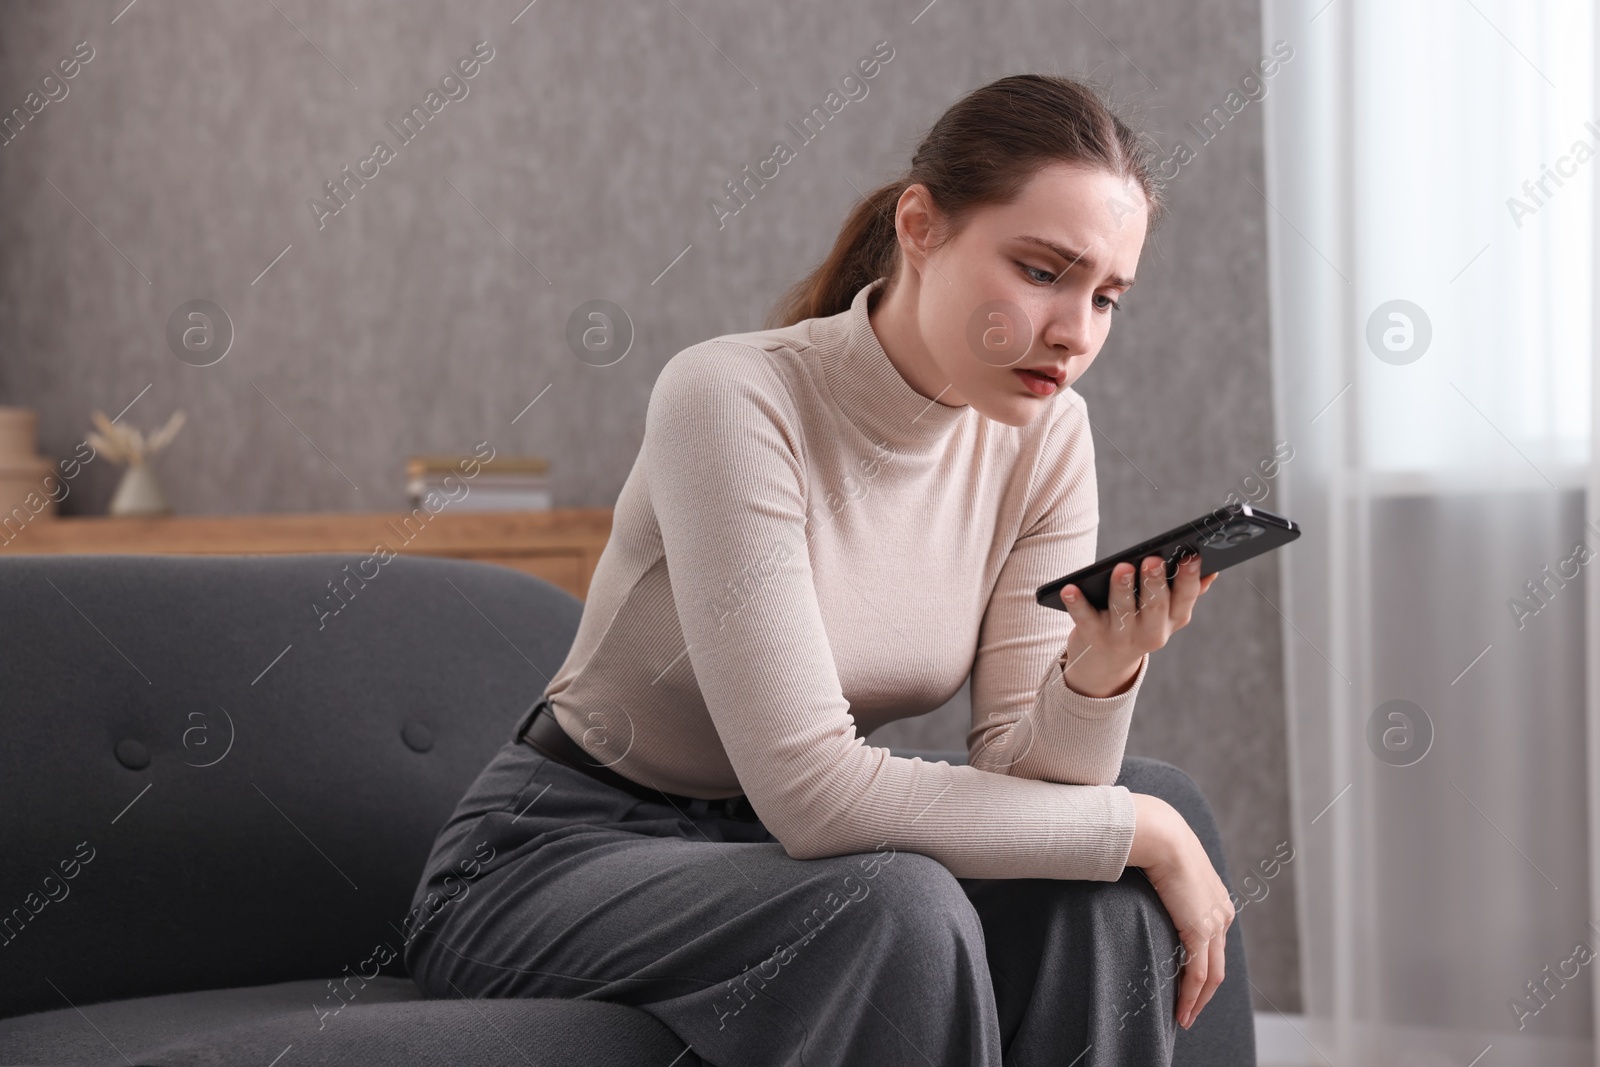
left=764, top=73, right=1166, bottom=329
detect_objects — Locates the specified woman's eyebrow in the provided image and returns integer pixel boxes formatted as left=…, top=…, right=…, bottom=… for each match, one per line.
left=1012, top=235, right=1136, bottom=288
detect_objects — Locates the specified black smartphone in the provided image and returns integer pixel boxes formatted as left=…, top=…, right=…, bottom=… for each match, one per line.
left=1035, top=503, right=1301, bottom=612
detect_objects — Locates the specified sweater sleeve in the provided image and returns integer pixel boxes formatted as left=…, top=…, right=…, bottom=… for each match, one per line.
left=967, top=391, right=1150, bottom=787
left=644, top=343, right=1136, bottom=881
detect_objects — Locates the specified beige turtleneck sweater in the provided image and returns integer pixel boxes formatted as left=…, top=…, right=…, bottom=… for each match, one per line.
left=544, top=276, right=1149, bottom=881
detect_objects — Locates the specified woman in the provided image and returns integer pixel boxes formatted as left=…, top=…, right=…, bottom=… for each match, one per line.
left=405, top=73, right=1252, bottom=1066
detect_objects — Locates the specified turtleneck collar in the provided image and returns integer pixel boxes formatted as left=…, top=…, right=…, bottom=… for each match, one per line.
left=816, top=277, right=971, bottom=454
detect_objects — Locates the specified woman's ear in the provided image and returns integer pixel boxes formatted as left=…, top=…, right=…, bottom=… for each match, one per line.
left=892, top=183, right=942, bottom=276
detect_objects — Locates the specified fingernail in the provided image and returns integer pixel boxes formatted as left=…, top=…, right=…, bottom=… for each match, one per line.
left=1063, top=587, right=1078, bottom=603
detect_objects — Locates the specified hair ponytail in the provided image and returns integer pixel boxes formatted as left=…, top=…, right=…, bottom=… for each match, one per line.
left=764, top=73, right=1165, bottom=329
left=762, top=180, right=907, bottom=330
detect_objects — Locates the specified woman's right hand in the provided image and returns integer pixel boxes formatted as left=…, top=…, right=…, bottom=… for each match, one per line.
left=1126, top=792, right=1235, bottom=1031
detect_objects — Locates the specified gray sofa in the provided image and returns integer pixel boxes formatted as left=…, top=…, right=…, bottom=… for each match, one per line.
left=0, top=552, right=1252, bottom=1066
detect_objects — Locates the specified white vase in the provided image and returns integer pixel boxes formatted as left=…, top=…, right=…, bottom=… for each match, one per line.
left=109, top=462, right=171, bottom=517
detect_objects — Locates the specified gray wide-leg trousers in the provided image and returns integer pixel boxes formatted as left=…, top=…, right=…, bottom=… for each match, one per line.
left=403, top=733, right=1255, bottom=1067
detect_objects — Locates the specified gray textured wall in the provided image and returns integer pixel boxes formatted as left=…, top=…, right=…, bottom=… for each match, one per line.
left=0, top=0, right=1299, bottom=1011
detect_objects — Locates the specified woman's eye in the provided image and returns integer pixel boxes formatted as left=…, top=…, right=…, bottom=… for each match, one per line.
left=1019, top=263, right=1056, bottom=285
left=1094, top=293, right=1124, bottom=313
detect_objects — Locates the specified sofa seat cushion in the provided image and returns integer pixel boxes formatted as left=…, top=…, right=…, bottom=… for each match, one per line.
left=0, top=978, right=697, bottom=1066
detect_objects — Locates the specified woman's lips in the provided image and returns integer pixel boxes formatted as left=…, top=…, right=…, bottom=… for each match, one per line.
left=1014, top=368, right=1058, bottom=396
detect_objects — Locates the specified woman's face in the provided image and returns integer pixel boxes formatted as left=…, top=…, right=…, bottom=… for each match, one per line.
left=909, top=163, right=1149, bottom=427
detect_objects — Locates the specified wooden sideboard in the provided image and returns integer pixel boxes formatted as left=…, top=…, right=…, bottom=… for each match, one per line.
left=1, top=508, right=613, bottom=601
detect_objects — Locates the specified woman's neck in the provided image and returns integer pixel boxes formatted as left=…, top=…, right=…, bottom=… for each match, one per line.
left=866, top=272, right=967, bottom=408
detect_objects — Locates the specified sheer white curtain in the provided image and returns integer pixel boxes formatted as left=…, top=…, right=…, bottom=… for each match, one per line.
left=1261, top=1, right=1599, bottom=1063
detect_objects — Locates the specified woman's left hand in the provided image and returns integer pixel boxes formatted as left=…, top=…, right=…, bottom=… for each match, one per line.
left=1058, top=552, right=1218, bottom=698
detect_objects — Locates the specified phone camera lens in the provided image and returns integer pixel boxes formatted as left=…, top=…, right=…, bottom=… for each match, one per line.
left=1204, top=521, right=1267, bottom=548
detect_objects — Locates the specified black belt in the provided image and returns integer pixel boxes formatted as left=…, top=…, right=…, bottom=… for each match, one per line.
left=516, top=698, right=763, bottom=823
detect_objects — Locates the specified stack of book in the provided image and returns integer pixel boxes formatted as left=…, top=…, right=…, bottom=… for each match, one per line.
left=0, top=407, right=57, bottom=520
left=405, top=453, right=552, bottom=512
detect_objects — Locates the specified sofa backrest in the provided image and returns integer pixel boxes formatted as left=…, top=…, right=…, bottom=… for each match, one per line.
left=0, top=553, right=582, bottom=1019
